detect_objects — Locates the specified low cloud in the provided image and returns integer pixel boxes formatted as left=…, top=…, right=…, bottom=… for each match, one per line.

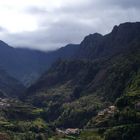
left=0, top=0, right=140, bottom=51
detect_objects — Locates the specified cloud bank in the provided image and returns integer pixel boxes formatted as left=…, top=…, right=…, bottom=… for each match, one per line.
left=0, top=0, right=140, bottom=51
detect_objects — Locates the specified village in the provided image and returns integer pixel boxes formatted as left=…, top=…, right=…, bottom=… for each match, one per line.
left=55, top=105, right=117, bottom=136
left=56, top=128, right=80, bottom=135
left=97, top=105, right=117, bottom=117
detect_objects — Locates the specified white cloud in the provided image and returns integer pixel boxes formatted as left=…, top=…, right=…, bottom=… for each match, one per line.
left=0, top=0, right=139, bottom=50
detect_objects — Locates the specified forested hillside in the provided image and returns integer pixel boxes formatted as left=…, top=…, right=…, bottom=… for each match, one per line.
left=0, top=22, right=140, bottom=140
left=24, top=22, right=140, bottom=140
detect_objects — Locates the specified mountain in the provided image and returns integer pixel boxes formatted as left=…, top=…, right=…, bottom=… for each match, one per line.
left=0, top=68, right=25, bottom=97
left=77, top=22, right=140, bottom=59
left=0, top=22, right=139, bottom=140
left=25, top=22, right=140, bottom=136
left=0, top=42, right=79, bottom=86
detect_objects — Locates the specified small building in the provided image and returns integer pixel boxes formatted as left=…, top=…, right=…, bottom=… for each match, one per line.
left=98, top=111, right=105, bottom=116
left=109, top=106, right=116, bottom=111
left=65, top=128, right=80, bottom=135
left=56, top=128, right=80, bottom=135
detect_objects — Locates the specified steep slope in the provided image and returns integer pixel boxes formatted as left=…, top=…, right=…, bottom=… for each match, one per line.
left=86, top=67, right=140, bottom=140
left=0, top=42, right=79, bottom=86
left=25, top=22, right=140, bottom=129
left=77, top=22, right=140, bottom=59
left=0, top=68, right=25, bottom=97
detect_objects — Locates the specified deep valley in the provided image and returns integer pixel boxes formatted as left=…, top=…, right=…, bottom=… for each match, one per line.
left=0, top=22, right=140, bottom=140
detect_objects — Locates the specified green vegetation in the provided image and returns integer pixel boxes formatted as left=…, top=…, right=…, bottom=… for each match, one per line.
left=104, top=124, right=140, bottom=140
left=1, top=22, right=140, bottom=139
left=49, top=130, right=104, bottom=140
left=0, top=99, right=53, bottom=140
left=55, top=95, right=103, bottom=128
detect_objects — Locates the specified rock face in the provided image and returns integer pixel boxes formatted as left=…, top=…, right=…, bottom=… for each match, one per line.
left=77, top=33, right=103, bottom=59
left=77, top=22, right=140, bottom=60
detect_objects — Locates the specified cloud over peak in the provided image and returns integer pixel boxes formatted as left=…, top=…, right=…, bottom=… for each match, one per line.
left=0, top=0, right=139, bottom=51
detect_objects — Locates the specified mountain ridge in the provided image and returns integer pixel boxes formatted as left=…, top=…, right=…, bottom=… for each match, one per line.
left=24, top=22, right=140, bottom=130
left=0, top=42, right=79, bottom=87
left=0, top=22, right=140, bottom=140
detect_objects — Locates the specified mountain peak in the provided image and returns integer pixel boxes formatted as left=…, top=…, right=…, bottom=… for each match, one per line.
left=111, top=22, right=140, bottom=35
left=84, top=33, right=103, bottom=40
left=77, top=22, right=140, bottom=60
left=119, top=21, right=140, bottom=27
left=0, top=40, right=11, bottom=48
left=80, top=33, right=103, bottom=46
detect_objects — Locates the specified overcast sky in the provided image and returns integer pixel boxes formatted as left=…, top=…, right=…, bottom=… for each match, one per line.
left=0, top=0, right=140, bottom=51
